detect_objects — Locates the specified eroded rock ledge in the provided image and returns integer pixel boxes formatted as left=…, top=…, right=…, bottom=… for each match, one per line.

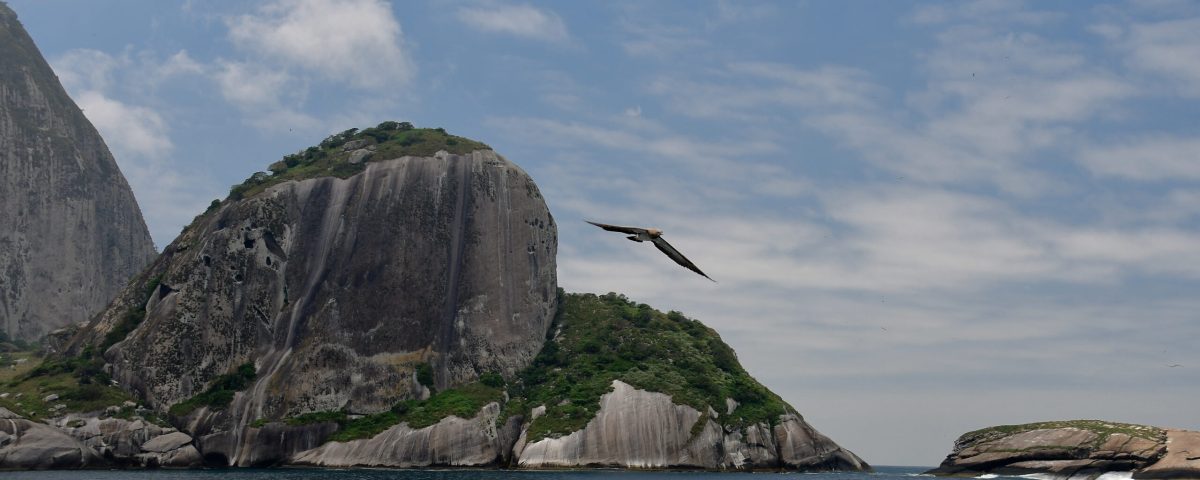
left=928, top=420, right=1200, bottom=479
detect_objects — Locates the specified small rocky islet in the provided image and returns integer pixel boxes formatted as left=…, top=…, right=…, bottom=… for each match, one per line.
left=928, top=420, right=1200, bottom=479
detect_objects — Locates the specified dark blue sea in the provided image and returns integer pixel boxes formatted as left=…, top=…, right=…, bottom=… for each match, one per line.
left=2, top=466, right=945, bottom=480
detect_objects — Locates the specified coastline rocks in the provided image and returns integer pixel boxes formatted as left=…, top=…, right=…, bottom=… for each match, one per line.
left=290, top=402, right=518, bottom=467
left=59, top=415, right=201, bottom=467
left=284, top=381, right=867, bottom=471
left=1136, top=430, right=1200, bottom=479
left=515, top=380, right=868, bottom=471
left=929, top=421, right=1200, bottom=479
left=0, top=408, right=203, bottom=469
left=0, top=408, right=101, bottom=469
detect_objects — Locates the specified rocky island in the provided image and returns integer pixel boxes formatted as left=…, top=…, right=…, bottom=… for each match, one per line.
left=929, top=420, right=1200, bottom=479
left=1, top=121, right=867, bottom=471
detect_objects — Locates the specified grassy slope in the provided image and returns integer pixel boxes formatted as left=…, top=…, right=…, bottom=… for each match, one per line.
left=0, top=349, right=148, bottom=422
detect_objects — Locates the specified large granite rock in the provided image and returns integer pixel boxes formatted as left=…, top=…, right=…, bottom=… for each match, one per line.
left=929, top=421, right=1200, bottom=479
left=0, top=2, right=156, bottom=341
left=56, top=414, right=201, bottom=467
left=290, top=402, right=518, bottom=467
left=70, top=147, right=558, bottom=466
left=1136, top=430, right=1200, bottom=479
left=515, top=380, right=867, bottom=470
left=0, top=407, right=102, bottom=469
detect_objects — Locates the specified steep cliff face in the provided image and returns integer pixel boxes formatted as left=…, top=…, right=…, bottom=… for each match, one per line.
left=928, top=420, right=1200, bottom=479
left=69, top=127, right=557, bottom=465
left=0, top=3, right=156, bottom=341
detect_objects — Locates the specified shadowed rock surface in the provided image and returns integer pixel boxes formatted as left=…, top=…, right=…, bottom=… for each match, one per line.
left=70, top=144, right=558, bottom=466
left=0, top=2, right=156, bottom=341
left=929, top=420, right=1200, bottom=479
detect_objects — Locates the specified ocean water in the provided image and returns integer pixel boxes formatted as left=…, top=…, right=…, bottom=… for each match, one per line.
left=2, top=466, right=942, bottom=480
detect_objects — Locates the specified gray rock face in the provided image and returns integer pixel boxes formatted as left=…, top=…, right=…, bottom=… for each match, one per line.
left=72, top=149, right=557, bottom=465
left=0, top=3, right=156, bottom=341
left=928, top=421, right=1198, bottom=479
left=1135, top=430, right=1200, bottom=479
left=57, top=414, right=201, bottom=468
left=291, top=402, right=517, bottom=467
left=515, top=381, right=867, bottom=470
left=0, top=408, right=102, bottom=469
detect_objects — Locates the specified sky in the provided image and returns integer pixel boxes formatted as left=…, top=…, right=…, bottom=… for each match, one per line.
left=8, top=0, right=1200, bottom=466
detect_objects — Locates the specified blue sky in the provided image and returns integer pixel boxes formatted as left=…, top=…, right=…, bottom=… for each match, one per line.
left=9, top=0, right=1200, bottom=466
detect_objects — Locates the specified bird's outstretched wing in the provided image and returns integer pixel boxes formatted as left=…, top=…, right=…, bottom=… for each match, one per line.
left=586, top=221, right=646, bottom=236
left=651, top=237, right=715, bottom=282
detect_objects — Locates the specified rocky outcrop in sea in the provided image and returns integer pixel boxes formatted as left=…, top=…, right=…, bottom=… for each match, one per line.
left=929, top=420, right=1200, bottom=479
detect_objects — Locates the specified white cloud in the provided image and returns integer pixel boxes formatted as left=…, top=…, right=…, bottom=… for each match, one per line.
left=1117, top=18, right=1200, bottom=97
left=152, top=50, right=205, bottom=81
left=620, top=20, right=706, bottom=58
left=214, top=60, right=296, bottom=106
left=488, top=116, right=780, bottom=178
left=226, top=0, right=415, bottom=89
left=456, top=3, right=569, bottom=42
left=1079, top=136, right=1200, bottom=181
left=651, top=63, right=877, bottom=121
left=908, top=0, right=1064, bottom=27
left=50, top=49, right=221, bottom=249
left=52, top=49, right=122, bottom=93
left=74, top=91, right=173, bottom=160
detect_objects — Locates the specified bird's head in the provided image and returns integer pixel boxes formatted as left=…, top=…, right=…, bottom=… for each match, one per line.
left=647, top=228, right=663, bottom=237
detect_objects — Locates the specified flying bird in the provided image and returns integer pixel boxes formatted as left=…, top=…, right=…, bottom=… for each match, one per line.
left=586, top=221, right=715, bottom=282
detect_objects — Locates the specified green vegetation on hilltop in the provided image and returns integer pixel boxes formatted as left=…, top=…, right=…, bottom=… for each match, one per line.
left=960, top=420, right=1167, bottom=449
left=226, top=121, right=491, bottom=201
left=505, top=291, right=791, bottom=443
